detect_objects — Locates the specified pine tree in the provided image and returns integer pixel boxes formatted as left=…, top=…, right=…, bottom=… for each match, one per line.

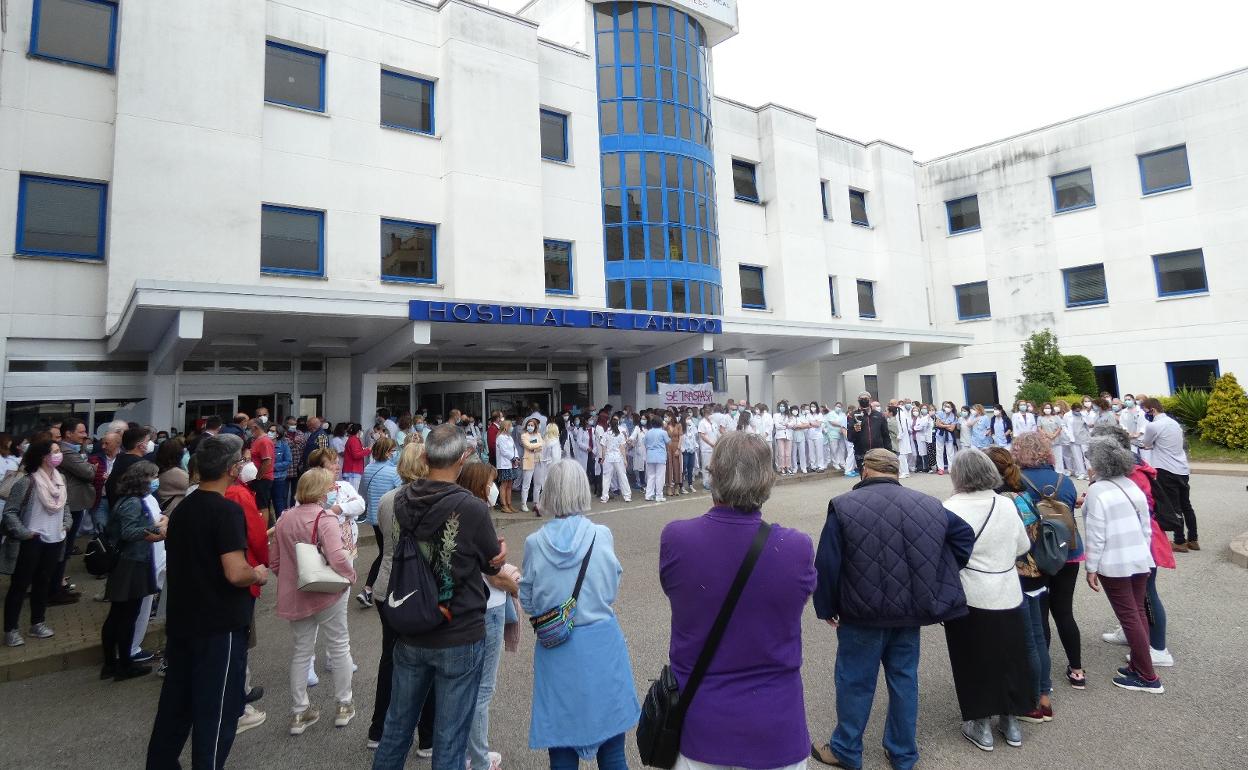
left=1019, top=329, right=1073, bottom=395
left=1199, top=373, right=1248, bottom=450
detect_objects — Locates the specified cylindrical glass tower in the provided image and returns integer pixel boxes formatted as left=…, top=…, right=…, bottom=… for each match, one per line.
left=594, top=1, right=724, bottom=392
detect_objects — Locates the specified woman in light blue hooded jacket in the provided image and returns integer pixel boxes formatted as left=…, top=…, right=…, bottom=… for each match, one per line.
left=520, top=459, right=639, bottom=770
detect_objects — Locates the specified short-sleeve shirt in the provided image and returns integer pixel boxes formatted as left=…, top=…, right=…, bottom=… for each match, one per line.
left=163, top=489, right=252, bottom=637
left=250, top=435, right=275, bottom=480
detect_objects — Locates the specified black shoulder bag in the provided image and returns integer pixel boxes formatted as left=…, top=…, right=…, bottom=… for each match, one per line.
left=637, top=522, right=772, bottom=768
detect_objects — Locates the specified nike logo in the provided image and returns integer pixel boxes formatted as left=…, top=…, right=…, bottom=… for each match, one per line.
left=386, top=590, right=417, bottom=607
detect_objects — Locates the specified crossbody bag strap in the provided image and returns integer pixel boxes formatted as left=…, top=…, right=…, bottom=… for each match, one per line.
left=675, top=521, right=772, bottom=717
left=973, top=499, right=997, bottom=543
left=570, top=535, right=597, bottom=602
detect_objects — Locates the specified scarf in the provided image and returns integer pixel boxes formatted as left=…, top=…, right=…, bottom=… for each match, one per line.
left=33, top=466, right=66, bottom=511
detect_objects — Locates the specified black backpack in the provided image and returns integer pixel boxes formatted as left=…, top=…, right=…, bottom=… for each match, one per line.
left=382, top=523, right=450, bottom=636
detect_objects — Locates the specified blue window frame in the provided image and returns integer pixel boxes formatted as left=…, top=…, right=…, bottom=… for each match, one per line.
left=1166, top=359, right=1219, bottom=392
left=540, top=109, right=569, bottom=162
left=380, top=218, right=436, bottom=283
left=264, top=41, right=325, bottom=112
left=1063, top=263, right=1108, bottom=307
left=1138, top=145, right=1191, bottom=195
left=1152, top=249, right=1208, bottom=297
left=732, top=160, right=759, bottom=202
left=544, top=239, right=574, bottom=295
left=954, top=281, right=990, bottom=320
left=945, top=195, right=981, bottom=234
left=1052, top=168, right=1095, bottom=213
left=29, top=0, right=118, bottom=71
left=16, top=174, right=108, bottom=261
left=739, top=264, right=765, bottom=309
left=856, top=279, right=877, bottom=319
left=261, top=204, right=324, bottom=277
left=381, top=69, right=434, bottom=134
left=849, top=189, right=869, bottom=226
left=963, top=372, right=999, bottom=406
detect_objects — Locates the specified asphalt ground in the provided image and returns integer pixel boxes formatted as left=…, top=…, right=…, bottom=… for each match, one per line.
left=2, top=471, right=1246, bottom=770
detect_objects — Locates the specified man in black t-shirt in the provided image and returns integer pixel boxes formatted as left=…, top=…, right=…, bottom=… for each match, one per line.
left=146, top=434, right=268, bottom=770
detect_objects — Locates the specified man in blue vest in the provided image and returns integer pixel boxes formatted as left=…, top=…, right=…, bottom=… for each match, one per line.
left=811, top=449, right=974, bottom=770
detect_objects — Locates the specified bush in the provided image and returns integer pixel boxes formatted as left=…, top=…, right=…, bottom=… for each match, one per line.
left=1014, top=381, right=1054, bottom=407
left=1163, top=388, right=1210, bottom=433
left=1051, top=394, right=1090, bottom=409
left=1063, top=355, right=1098, bottom=397
left=1019, top=330, right=1074, bottom=395
left=1199, top=373, right=1248, bottom=450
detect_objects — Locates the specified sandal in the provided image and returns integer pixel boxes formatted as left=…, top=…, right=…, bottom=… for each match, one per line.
left=1066, top=665, right=1086, bottom=690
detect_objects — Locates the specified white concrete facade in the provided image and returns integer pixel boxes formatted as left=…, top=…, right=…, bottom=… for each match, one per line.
left=1, top=0, right=1244, bottom=433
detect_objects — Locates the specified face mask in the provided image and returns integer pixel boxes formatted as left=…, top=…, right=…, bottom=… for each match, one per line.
left=960, top=410, right=969, bottom=417
left=800, top=409, right=809, bottom=415
left=239, top=461, right=258, bottom=484
left=325, top=489, right=339, bottom=508
left=1043, top=408, right=1053, bottom=415
left=1112, top=405, right=1122, bottom=413
left=858, top=398, right=871, bottom=408
left=790, top=410, right=799, bottom=416
left=47, top=452, right=64, bottom=468
left=19, top=441, right=30, bottom=454
left=944, top=407, right=953, bottom=414
left=146, top=440, right=157, bottom=454
left=1124, top=399, right=1135, bottom=408
left=873, top=405, right=883, bottom=413
left=911, top=410, right=919, bottom=417
left=835, top=406, right=843, bottom=413
left=991, top=410, right=1000, bottom=416
left=85, top=442, right=95, bottom=454
left=641, top=419, right=648, bottom=426
left=1083, top=401, right=1092, bottom=408
left=258, top=415, right=269, bottom=425
left=487, top=483, right=499, bottom=507
left=181, top=449, right=190, bottom=470
left=920, top=409, right=929, bottom=415
left=268, top=431, right=278, bottom=440
left=1023, top=405, right=1031, bottom=412
left=149, top=479, right=161, bottom=495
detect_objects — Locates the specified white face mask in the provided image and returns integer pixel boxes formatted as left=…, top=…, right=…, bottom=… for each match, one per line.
left=487, top=483, right=499, bottom=507
left=238, top=461, right=258, bottom=484
left=145, top=440, right=157, bottom=454
left=258, top=415, right=269, bottom=425
left=1043, top=408, right=1053, bottom=415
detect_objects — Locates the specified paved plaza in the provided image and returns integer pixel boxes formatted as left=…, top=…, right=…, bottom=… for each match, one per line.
left=1, top=471, right=1246, bottom=770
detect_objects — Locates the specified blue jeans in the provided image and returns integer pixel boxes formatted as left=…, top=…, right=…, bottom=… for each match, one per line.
left=1147, top=568, right=1167, bottom=651
left=830, top=624, right=920, bottom=770
left=549, top=732, right=627, bottom=770
left=467, top=605, right=505, bottom=770
left=682, top=452, right=695, bottom=487
left=272, top=477, right=290, bottom=517
left=372, top=639, right=485, bottom=770
left=1022, top=594, right=1051, bottom=700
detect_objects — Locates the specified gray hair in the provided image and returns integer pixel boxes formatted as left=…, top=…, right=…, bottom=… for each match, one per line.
left=197, top=434, right=243, bottom=481
left=1086, top=437, right=1135, bottom=479
left=950, top=448, right=1003, bottom=493
left=424, top=423, right=468, bottom=469
left=539, top=459, right=594, bottom=518
left=1091, top=424, right=1132, bottom=450
left=708, top=431, right=776, bottom=512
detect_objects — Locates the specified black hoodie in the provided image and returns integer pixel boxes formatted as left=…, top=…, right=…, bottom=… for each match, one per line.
left=394, top=478, right=501, bottom=648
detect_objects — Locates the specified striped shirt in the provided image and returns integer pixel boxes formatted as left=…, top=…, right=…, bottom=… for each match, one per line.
left=1082, top=478, right=1154, bottom=577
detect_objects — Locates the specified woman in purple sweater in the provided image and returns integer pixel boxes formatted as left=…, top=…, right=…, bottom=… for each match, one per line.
left=659, top=431, right=817, bottom=770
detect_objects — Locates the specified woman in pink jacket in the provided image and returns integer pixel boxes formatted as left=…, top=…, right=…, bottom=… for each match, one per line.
left=272, top=467, right=358, bottom=736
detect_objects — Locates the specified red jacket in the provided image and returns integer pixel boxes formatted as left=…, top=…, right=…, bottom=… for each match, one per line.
left=226, top=482, right=271, bottom=598
left=343, top=435, right=368, bottom=475
left=487, top=422, right=501, bottom=465
left=1127, top=461, right=1174, bottom=570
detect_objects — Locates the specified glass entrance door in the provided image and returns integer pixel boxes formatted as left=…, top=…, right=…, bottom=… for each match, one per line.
left=184, top=399, right=233, bottom=435
left=238, top=393, right=293, bottom=422
left=486, top=389, right=553, bottom=422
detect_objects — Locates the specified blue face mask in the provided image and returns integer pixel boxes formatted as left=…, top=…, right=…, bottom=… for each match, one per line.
left=149, top=479, right=160, bottom=495
left=180, top=449, right=190, bottom=470
left=325, top=490, right=339, bottom=509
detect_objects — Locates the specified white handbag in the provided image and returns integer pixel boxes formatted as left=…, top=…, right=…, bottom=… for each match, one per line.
left=296, top=511, right=351, bottom=593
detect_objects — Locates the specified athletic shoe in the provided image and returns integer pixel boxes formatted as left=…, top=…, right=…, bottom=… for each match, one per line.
left=28, top=622, right=54, bottom=639
left=1101, top=626, right=1128, bottom=646
left=245, top=686, right=265, bottom=704
left=809, top=743, right=851, bottom=767
left=1017, top=709, right=1046, bottom=724
left=486, top=752, right=502, bottom=770
left=644, top=495, right=654, bottom=501
left=4, top=631, right=23, bottom=647
left=656, top=497, right=666, bottom=503
left=325, top=658, right=358, bottom=674
left=844, top=470, right=859, bottom=478
left=1127, top=648, right=1175, bottom=667
left=599, top=497, right=609, bottom=503
left=996, top=715, right=1023, bottom=748
left=131, top=648, right=156, bottom=664
left=1041, top=703, right=1053, bottom=721
left=47, top=591, right=80, bottom=606
left=961, top=719, right=994, bottom=751
left=236, top=705, right=266, bottom=735
left=356, top=589, right=374, bottom=608
left=899, top=473, right=910, bottom=479
left=1112, top=671, right=1164, bottom=694
left=334, top=701, right=356, bottom=727
left=520, top=504, right=529, bottom=512
left=290, top=707, right=320, bottom=735
left=307, top=668, right=319, bottom=688
left=113, top=664, right=153, bottom=682
left=416, top=748, right=434, bottom=758
left=367, top=739, right=380, bottom=750
left=1066, top=665, right=1087, bottom=690
left=156, top=658, right=168, bottom=677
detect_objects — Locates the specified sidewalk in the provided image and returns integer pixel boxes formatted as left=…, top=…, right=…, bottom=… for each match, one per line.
left=1189, top=461, right=1248, bottom=477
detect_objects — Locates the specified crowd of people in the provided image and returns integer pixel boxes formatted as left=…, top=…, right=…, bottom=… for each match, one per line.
left=0, top=386, right=1203, bottom=770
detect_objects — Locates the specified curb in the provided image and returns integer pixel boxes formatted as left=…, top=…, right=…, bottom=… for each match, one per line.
left=0, top=625, right=166, bottom=684
left=1190, top=466, right=1248, bottom=478
left=1231, top=532, right=1248, bottom=570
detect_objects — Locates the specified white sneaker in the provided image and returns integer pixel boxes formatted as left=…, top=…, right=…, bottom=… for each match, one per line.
left=416, top=748, right=433, bottom=758
left=28, top=622, right=54, bottom=639
left=900, top=473, right=910, bottom=479
left=487, top=752, right=502, bottom=770
left=656, top=497, right=666, bottom=503
left=1127, top=648, right=1175, bottom=667
left=520, top=504, right=529, bottom=512
left=236, top=704, right=266, bottom=735
left=4, top=630, right=23, bottom=647
left=307, top=668, right=319, bottom=688
left=367, top=739, right=380, bottom=750
left=324, top=657, right=357, bottom=674
left=1101, top=626, right=1128, bottom=646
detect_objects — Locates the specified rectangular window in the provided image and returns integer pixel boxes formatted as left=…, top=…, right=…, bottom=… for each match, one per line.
left=29, top=0, right=117, bottom=70
left=1052, top=168, right=1095, bottom=212
left=16, top=174, right=108, bottom=260
left=849, top=189, right=869, bottom=226
left=945, top=195, right=981, bottom=234
left=732, top=160, right=759, bottom=202
left=380, top=69, right=434, bottom=134
left=739, top=265, right=765, bottom=309
left=261, top=205, right=324, bottom=277
left=1167, top=359, right=1219, bottom=392
left=820, top=180, right=831, bottom=219
left=1138, top=145, right=1191, bottom=195
left=857, top=279, right=877, bottom=319
left=963, top=372, right=999, bottom=407
left=264, top=41, right=325, bottom=112
left=863, top=375, right=878, bottom=401
left=920, top=374, right=935, bottom=407
left=380, top=218, right=436, bottom=283
left=1153, top=249, right=1208, bottom=297
left=607, top=280, right=626, bottom=309
left=540, top=109, right=569, bottom=162
left=954, top=281, right=991, bottom=320
left=828, top=276, right=838, bottom=316
left=544, top=239, right=574, bottom=295
left=1094, top=365, right=1119, bottom=398
left=1063, top=264, right=1108, bottom=307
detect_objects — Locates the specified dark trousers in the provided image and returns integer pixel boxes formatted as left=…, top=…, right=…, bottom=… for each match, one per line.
left=271, top=477, right=290, bottom=517
left=50, top=510, right=85, bottom=590
left=146, top=628, right=247, bottom=770
left=367, top=524, right=387, bottom=588
left=587, top=455, right=602, bottom=496
left=4, top=538, right=63, bottom=631
left=682, top=451, right=696, bottom=487
left=1041, top=561, right=1082, bottom=670
left=1101, top=573, right=1157, bottom=681
left=1155, top=468, right=1197, bottom=543
left=249, top=479, right=273, bottom=516
left=102, top=598, right=143, bottom=667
